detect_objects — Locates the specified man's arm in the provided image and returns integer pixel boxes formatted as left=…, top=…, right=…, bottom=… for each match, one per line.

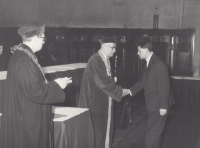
left=17, top=58, right=65, bottom=104
left=91, top=58, right=123, bottom=102
left=155, top=62, right=170, bottom=111
left=129, top=80, right=144, bottom=97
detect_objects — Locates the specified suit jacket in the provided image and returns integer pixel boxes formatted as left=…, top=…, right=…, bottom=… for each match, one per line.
left=130, top=54, right=174, bottom=114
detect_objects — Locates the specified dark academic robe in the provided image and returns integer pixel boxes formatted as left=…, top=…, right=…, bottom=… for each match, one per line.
left=130, top=54, right=174, bottom=148
left=0, top=44, right=65, bottom=148
left=78, top=52, right=123, bottom=148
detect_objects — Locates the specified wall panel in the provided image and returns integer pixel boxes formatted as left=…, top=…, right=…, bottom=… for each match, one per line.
left=1, top=0, right=200, bottom=69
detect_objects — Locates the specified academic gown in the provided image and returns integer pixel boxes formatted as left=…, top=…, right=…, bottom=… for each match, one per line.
left=0, top=44, right=65, bottom=148
left=78, top=52, right=123, bottom=148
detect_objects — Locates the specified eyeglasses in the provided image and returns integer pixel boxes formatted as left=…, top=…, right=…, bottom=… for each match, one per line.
left=40, top=37, right=47, bottom=42
left=104, top=45, right=116, bottom=50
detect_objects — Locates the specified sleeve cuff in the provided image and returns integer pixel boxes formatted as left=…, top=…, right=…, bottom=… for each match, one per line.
left=129, top=89, right=132, bottom=96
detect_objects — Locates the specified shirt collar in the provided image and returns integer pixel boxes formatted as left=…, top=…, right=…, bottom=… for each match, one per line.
left=146, top=52, right=153, bottom=67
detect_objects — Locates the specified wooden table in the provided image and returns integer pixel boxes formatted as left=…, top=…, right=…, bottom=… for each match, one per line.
left=0, top=106, right=94, bottom=148
left=43, top=63, right=86, bottom=107
left=53, top=106, right=94, bottom=148
left=0, top=63, right=87, bottom=112
left=171, top=76, right=200, bottom=110
left=0, top=63, right=94, bottom=147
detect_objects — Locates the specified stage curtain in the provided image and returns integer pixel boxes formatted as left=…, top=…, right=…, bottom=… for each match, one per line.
left=0, top=0, right=195, bottom=28
left=0, top=0, right=111, bottom=27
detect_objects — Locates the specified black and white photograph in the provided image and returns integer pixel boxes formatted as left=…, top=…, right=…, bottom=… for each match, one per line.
left=0, top=0, right=200, bottom=148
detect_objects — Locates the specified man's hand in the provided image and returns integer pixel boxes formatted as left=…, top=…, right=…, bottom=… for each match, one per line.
left=122, top=89, right=130, bottom=97
left=54, top=77, right=72, bottom=89
left=159, top=109, right=167, bottom=116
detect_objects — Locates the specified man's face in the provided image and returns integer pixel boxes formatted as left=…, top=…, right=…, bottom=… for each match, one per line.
left=103, top=43, right=116, bottom=58
left=35, top=33, right=46, bottom=52
left=137, top=46, right=149, bottom=59
left=0, top=46, right=3, bottom=55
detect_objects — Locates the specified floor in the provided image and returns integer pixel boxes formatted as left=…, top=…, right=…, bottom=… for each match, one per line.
left=112, top=103, right=200, bottom=148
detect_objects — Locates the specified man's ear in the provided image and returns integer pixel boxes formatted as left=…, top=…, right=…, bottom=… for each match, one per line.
left=31, top=36, right=38, bottom=43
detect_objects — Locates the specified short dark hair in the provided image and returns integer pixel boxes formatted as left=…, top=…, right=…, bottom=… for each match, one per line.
left=137, top=37, right=153, bottom=52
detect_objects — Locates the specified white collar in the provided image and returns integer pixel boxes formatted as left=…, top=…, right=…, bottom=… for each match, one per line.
left=146, top=52, right=153, bottom=67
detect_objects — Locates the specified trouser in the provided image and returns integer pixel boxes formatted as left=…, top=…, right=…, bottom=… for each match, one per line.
left=145, top=111, right=167, bottom=148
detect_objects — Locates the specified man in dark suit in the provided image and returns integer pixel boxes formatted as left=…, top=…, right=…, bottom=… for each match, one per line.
left=129, top=37, right=174, bottom=148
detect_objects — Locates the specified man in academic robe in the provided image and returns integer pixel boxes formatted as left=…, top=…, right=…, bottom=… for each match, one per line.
left=129, top=37, right=174, bottom=148
left=78, top=37, right=129, bottom=148
left=0, top=22, right=71, bottom=148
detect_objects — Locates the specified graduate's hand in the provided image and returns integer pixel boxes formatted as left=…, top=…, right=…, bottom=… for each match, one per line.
left=54, top=77, right=72, bottom=89
left=160, top=109, right=167, bottom=116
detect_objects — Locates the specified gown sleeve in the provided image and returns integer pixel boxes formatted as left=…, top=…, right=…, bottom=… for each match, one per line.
left=15, top=57, right=65, bottom=104
left=91, top=57, right=123, bottom=102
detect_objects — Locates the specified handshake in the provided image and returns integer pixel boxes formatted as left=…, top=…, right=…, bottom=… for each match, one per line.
left=122, top=89, right=131, bottom=97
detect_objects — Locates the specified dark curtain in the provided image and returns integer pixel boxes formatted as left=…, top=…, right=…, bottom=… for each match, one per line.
left=0, top=0, right=111, bottom=27
left=0, top=0, right=197, bottom=29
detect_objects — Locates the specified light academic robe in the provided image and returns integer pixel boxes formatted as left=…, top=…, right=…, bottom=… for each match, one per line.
left=78, top=52, right=123, bottom=148
left=0, top=44, right=65, bottom=148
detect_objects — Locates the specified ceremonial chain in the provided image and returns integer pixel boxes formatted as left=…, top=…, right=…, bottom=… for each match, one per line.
left=98, top=50, right=111, bottom=77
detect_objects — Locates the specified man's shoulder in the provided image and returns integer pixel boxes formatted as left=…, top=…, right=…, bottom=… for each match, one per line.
left=11, top=50, right=30, bottom=63
left=152, top=55, right=168, bottom=70
left=88, top=52, right=101, bottom=63
left=152, top=54, right=165, bottom=63
left=86, top=52, right=105, bottom=70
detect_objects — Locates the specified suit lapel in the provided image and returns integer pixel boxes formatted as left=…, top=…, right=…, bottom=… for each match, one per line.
left=143, top=54, right=155, bottom=82
left=147, top=54, right=155, bottom=69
